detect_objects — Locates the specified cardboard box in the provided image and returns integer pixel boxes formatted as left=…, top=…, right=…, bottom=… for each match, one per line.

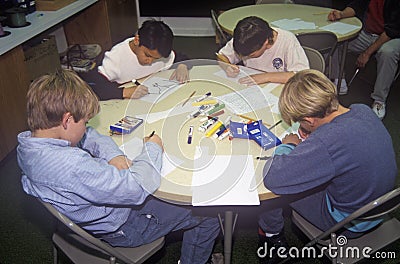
left=24, top=36, right=61, bottom=82
left=36, top=0, right=76, bottom=11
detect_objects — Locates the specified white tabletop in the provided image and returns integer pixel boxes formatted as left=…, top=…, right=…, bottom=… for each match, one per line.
left=88, top=61, right=292, bottom=204
left=218, top=4, right=362, bottom=42
left=0, top=0, right=97, bottom=56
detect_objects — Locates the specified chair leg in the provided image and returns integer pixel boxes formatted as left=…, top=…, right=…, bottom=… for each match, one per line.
left=330, top=233, right=337, bottom=264
left=53, top=245, right=58, bottom=264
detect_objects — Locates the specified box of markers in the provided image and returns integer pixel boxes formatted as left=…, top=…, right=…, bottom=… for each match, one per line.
left=110, top=116, right=143, bottom=135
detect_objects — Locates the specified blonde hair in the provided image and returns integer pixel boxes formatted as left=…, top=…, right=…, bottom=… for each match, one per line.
left=27, top=69, right=99, bottom=131
left=279, top=69, right=339, bottom=126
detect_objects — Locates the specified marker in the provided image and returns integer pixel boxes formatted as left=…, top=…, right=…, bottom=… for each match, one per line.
left=199, top=117, right=218, bottom=132
left=132, top=79, right=141, bottom=86
left=205, top=119, right=225, bottom=137
left=195, top=92, right=211, bottom=102
left=218, top=130, right=231, bottom=140
left=269, top=120, right=282, bottom=130
left=192, top=99, right=218, bottom=106
left=209, top=109, right=225, bottom=118
left=206, top=103, right=225, bottom=116
left=148, top=130, right=155, bottom=138
left=187, top=126, right=193, bottom=144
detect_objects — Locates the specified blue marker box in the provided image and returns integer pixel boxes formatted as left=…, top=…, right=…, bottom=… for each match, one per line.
left=247, top=121, right=281, bottom=150
left=110, top=116, right=143, bottom=135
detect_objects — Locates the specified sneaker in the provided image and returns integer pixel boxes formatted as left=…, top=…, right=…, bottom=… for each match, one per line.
left=258, top=228, right=289, bottom=264
left=334, top=78, right=348, bottom=95
left=371, top=101, right=386, bottom=120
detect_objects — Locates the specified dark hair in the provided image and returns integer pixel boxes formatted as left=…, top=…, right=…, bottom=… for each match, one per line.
left=233, top=16, right=274, bottom=57
left=138, top=20, right=174, bottom=58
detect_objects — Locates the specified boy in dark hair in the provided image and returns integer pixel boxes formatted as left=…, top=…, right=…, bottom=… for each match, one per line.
left=217, top=16, right=309, bottom=85
left=86, top=20, right=190, bottom=100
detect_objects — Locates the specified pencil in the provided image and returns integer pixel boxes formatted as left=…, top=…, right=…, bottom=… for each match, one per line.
left=148, top=130, right=155, bottom=138
left=132, top=79, right=141, bottom=86
left=182, top=91, right=196, bottom=107
left=215, top=52, right=230, bottom=64
left=312, top=11, right=329, bottom=15
left=236, top=114, right=257, bottom=122
left=269, top=120, right=282, bottom=130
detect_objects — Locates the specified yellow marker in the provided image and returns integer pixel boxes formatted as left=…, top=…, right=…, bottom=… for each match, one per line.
left=192, top=100, right=218, bottom=106
left=205, top=120, right=223, bottom=137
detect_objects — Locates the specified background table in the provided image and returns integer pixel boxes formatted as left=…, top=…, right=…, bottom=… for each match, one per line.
left=89, top=61, right=291, bottom=263
left=218, top=3, right=362, bottom=92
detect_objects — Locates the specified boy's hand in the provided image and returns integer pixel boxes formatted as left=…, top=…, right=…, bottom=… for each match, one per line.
left=144, top=134, right=164, bottom=151
left=170, top=64, right=189, bottom=83
left=282, top=133, right=301, bottom=146
left=224, top=64, right=240, bottom=78
left=328, top=10, right=343, bottom=21
left=109, top=155, right=132, bottom=170
left=239, top=73, right=266, bottom=86
left=123, top=85, right=148, bottom=99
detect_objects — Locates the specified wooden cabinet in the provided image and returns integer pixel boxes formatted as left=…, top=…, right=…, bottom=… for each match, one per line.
left=106, top=0, right=138, bottom=45
left=0, top=0, right=133, bottom=161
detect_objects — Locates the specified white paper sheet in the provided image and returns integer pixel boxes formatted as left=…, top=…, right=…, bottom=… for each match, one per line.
left=213, top=66, right=263, bottom=85
left=119, top=137, right=182, bottom=177
left=271, top=18, right=317, bottom=31
left=140, top=77, right=182, bottom=103
left=319, top=22, right=360, bottom=35
left=192, top=155, right=260, bottom=206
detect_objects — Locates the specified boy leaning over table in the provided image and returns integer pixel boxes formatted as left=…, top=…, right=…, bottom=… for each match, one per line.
left=257, top=69, right=396, bottom=264
left=217, top=16, right=309, bottom=86
left=17, top=69, right=220, bottom=264
left=80, top=19, right=191, bottom=100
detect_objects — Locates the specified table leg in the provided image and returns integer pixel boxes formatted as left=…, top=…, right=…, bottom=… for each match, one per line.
left=337, top=40, right=349, bottom=95
left=224, top=210, right=233, bottom=264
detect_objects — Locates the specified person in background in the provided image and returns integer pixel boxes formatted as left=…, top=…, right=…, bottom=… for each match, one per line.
left=257, top=69, right=396, bottom=263
left=83, top=20, right=190, bottom=100
left=217, top=16, right=309, bottom=85
left=328, top=0, right=400, bottom=119
left=17, top=69, right=220, bottom=264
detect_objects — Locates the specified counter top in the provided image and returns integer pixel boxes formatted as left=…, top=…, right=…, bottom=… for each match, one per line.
left=0, top=0, right=97, bottom=56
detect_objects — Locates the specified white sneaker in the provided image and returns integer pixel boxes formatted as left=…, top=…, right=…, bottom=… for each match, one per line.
left=334, top=78, right=348, bottom=95
left=371, top=101, right=386, bottom=120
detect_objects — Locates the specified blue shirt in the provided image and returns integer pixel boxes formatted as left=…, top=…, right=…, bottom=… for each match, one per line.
left=264, top=104, right=397, bottom=231
left=17, top=127, right=163, bottom=234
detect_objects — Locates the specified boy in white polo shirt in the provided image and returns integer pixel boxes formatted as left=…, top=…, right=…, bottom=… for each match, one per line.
left=217, top=16, right=309, bottom=85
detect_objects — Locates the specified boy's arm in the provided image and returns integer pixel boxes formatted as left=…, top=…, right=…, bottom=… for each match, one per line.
left=79, top=127, right=124, bottom=162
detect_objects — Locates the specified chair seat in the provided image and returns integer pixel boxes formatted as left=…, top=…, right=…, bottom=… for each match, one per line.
left=53, top=232, right=165, bottom=264
left=292, top=210, right=400, bottom=264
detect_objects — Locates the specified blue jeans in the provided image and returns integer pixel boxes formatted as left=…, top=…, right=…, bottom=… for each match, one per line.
left=100, top=198, right=220, bottom=264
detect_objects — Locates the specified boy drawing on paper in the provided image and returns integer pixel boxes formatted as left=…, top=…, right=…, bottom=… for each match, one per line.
left=83, top=20, right=190, bottom=100
left=217, top=16, right=309, bottom=85
left=17, top=69, right=220, bottom=264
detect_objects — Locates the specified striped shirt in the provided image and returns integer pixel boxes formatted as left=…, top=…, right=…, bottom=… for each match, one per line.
left=17, top=127, right=162, bottom=234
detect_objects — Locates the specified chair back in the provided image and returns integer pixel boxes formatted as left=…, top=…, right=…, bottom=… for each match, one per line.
left=41, top=201, right=148, bottom=264
left=302, top=46, right=325, bottom=74
left=296, top=31, right=337, bottom=78
left=211, top=9, right=231, bottom=47
left=311, top=187, right=400, bottom=244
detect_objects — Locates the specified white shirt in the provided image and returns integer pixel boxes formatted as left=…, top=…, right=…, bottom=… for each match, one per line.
left=98, top=37, right=175, bottom=84
left=219, top=28, right=309, bottom=72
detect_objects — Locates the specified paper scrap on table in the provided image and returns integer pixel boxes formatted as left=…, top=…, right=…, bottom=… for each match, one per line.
left=271, top=18, right=317, bottom=31
left=319, top=22, right=360, bottom=35
left=192, top=155, right=260, bottom=206
left=119, top=137, right=181, bottom=177
left=217, top=85, right=278, bottom=114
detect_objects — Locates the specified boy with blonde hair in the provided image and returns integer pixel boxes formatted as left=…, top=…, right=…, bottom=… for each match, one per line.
left=257, top=69, right=396, bottom=263
left=17, top=69, right=219, bottom=264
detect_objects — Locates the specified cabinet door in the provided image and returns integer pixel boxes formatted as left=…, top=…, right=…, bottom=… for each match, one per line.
left=106, top=0, right=138, bottom=45
left=64, top=0, right=113, bottom=57
left=0, top=47, right=30, bottom=160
